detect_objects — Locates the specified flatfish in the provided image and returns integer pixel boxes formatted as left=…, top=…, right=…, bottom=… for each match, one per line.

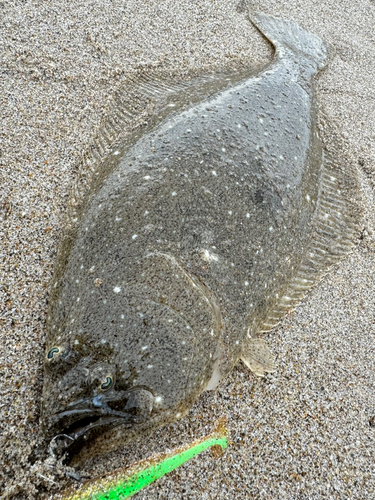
left=42, top=11, right=360, bottom=462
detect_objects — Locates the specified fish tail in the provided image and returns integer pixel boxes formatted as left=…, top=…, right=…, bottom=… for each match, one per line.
left=248, top=11, right=327, bottom=69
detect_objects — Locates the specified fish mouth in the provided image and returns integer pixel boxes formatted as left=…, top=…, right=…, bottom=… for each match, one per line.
left=47, top=389, right=152, bottom=457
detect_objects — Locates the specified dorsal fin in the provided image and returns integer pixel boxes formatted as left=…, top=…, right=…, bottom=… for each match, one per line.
left=255, top=113, right=362, bottom=335
left=65, top=67, right=257, bottom=232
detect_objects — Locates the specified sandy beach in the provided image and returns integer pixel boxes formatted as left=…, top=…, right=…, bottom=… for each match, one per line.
left=1, top=0, right=375, bottom=498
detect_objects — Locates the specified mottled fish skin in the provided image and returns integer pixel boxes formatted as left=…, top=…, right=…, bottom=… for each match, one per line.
left=42, top=12, right=328, bottom=460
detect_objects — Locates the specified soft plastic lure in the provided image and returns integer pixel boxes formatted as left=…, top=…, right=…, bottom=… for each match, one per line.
left=59, top=417, right=228, bottom=500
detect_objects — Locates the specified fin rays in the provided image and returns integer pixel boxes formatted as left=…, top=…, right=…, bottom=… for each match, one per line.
left=64, top=68, right=254, bottom=234
left=256, top=118, right=362, bottom=334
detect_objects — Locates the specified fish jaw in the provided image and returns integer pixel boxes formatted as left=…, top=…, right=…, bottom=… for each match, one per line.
left=45, top=388, right=154, bottom=458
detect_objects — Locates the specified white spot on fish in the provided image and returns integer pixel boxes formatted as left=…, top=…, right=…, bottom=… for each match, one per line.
left=203, top=249, right=218, bottom=262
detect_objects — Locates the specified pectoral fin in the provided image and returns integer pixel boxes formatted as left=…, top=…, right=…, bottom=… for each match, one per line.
left=241, top=338, right=276, bottom=377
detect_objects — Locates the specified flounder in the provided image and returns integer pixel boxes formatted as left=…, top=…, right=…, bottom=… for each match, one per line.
left=42, top=11, right=360, bottom=462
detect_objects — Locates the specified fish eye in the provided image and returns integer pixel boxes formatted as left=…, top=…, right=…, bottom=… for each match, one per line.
left=46, top=344, right=71, bottom=363
left=46, top=346, right=60, bottom=360
left=45, top=343, right=70, bottom=363
left=100, top=376, right=114, bottom=391
left=89, top=363, right=116, bottom=393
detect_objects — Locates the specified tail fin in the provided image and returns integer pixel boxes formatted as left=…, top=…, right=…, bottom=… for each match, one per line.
left=249, top=11, right=327, bottom=69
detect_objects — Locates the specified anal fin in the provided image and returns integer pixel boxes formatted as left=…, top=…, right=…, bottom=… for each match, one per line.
left=241, top=338, right=276, bottom=377
left=255, top=116, right=362, bottom=336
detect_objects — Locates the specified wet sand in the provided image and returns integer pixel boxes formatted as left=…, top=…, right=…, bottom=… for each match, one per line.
left=1, top=0, right=375, bottom=498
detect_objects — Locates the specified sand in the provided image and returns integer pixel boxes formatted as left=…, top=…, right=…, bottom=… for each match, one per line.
left=1, top=0, right=374, bottom=498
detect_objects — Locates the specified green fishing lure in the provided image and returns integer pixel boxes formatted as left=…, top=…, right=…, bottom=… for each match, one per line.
left=59, top=418, right=228, bottom=499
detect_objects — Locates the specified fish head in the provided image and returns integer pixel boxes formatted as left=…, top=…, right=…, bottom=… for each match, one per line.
left=41, top=346, right=156, bottom=458
left=42, top=252, right=222, bottom=460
